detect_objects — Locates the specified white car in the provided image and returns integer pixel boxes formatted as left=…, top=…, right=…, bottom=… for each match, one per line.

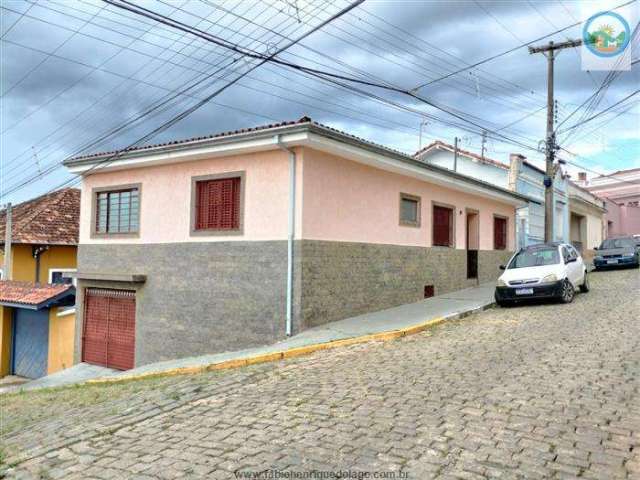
left=494, top=243, right=589, bottom=307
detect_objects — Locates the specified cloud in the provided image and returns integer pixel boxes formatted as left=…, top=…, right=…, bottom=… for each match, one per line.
left=1, top=0, right=638, bottom=203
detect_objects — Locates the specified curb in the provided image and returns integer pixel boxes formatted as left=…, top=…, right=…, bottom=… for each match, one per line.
left=86, top=300, right=496, bottom=386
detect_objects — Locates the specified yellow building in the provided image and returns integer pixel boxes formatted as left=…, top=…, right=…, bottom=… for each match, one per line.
left=0, top=188, right=79, bottom=378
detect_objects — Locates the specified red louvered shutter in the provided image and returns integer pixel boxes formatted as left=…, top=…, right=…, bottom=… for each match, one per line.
left=433, top=206, right=452, bottom=246
left=195, top=177, right=241, bottom=230
left=494, top=217, right=507, bottom=250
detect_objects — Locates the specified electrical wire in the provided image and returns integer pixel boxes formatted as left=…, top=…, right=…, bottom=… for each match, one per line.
left=410, top=0, right=638, bottom=91
left=2, top=0, right=364, bottom=198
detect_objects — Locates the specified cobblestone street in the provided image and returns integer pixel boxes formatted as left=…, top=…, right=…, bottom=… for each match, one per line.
left=2, top=268, right=639, bottom=479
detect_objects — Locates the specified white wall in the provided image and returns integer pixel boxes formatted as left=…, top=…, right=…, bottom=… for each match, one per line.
left=420, top=150, right=509, bottom=188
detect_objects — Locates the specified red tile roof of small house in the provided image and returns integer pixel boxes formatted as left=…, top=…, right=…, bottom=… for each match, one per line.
left=0, top=281, right=74, bottom=309
left=0, top=188, right=80, bottom=246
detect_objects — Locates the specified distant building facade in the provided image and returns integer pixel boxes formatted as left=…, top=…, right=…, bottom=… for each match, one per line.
left=576, top=168, right=640, bottom=237
left=415, top=141, right=572, bottom=249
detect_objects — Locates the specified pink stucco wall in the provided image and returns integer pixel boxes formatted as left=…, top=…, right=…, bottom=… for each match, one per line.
left=80, top=146, right=516, bottom=249
left=605, top=200, right=640, bottom=237
left=80, top=150, right=292, bottom=243
left=300, top=148, right=515, bottom=250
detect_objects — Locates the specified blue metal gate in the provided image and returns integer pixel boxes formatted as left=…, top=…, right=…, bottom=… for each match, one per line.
left=12, top=309, right=49, bottom=379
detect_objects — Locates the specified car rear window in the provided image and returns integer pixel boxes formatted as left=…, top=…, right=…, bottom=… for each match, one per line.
left=508, top=248, right=560, bottom=269
left=600, top=238, right=636, bottom=249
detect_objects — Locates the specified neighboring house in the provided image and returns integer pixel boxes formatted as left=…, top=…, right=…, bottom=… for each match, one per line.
left=0, top=188, right=80, bottom=378
left=415, top=141, right=570, bottom=249
left=63, top=117, right=533, bottom=370
left=567, top=182, right=606, bottom=259
left=0, top=282, right=76, bottom=379
left=576, top=168, right=640, bottom=236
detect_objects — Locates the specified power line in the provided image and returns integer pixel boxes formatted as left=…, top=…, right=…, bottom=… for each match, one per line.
left=0, top=1, right=190, bottom=134
left=410, top=0, right=637, bottom=91
left=2, top=0, right=442, bottom=183
left=187, top=0, right=548, bottom=141
left=2, top=0, right=542, bottom=150
left=0, top=0, right=35, bottom=39
left=5, top=0, right=636, bottom=199
left=1, top=3, right=107, bottom=98
left=2, top=0, right=364, bottom=199
left=1, top=0, right=326, bottom=191
left=558, top=90, right=640, bottom=133
left=0, top=0, right=316, bottom=168
left=556, top=25, right=639, bottom=133
left=102, top=0, right=548, bottom=154
left=562, top=100, right=639, bottom=149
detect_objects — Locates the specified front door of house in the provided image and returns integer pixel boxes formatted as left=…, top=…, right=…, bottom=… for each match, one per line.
left=12, top=309, right=49, bottom=379
left=466, top=212, right=479, bottom=280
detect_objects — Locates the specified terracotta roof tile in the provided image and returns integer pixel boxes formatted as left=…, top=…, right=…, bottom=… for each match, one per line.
left=66, top=116, right=411, bottom=164
left=0, top=280, right=74, bottom=307
left=69, top=117, right=316, bottom=162
left=0, top=188, right=80, bottom=245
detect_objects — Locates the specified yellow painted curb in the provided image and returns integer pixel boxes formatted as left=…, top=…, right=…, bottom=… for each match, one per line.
left=86, top=316, right=446, bottom=385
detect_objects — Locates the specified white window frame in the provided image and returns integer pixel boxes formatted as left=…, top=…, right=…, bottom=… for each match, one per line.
left=0, top=268, right=3, bottom=280
left=48, top=268, right=77, bottom=286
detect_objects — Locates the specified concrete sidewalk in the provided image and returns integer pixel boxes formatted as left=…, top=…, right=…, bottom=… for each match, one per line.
left=0, top=364, right=116, bottom=394
left=3, top=282, right=497, bottom=392
left=96, top=282, right=497, bottom=382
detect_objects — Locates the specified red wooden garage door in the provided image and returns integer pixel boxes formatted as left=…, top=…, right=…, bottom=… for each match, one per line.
left=83, top=289, right=136, bottom=370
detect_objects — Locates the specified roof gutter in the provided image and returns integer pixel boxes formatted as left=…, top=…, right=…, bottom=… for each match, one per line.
left=0, top=287, right=76, bottom=310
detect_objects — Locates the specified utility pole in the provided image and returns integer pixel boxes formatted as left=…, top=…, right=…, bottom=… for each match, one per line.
left=529, top=39, right=581, bottom=242
left=480, top=130, right=487, bottom=160
left=3, top=203, right=12, bottom=280
left=453, top=136, right=459, bottom=172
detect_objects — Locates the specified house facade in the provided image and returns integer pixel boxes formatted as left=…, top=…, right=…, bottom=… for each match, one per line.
left=415, top=141, right=571, bottom=249
left=567, top=182, right=607, bottom=259
left=64, top=118, right=532, bottom=370
left=0, top=188, right=80, bottom=378
left=576, top=168, right=640, bottom=237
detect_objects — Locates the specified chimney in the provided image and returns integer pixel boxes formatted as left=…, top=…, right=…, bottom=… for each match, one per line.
left=578, top=171, right=587, bottom=185
left=508, top=154, right=525, bottom=191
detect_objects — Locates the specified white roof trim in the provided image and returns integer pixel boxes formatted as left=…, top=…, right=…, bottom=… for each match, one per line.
left=67, top=127, right=529, bottom=207
left=66, top=132, right=308, bottom=174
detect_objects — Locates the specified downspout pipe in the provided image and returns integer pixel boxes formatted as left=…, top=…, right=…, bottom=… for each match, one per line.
left=275, top=135, right=295, bottom=337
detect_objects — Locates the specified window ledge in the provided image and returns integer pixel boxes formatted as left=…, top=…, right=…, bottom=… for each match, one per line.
left=70, top=272, right=147, bottom=283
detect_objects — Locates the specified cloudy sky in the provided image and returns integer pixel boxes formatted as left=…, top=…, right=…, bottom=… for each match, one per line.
left=1, top=0, right=638, bottom=204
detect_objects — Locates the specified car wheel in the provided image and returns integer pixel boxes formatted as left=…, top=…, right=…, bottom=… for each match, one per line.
left=560, top=279, right=575, bottom=303
left=496, top=300, right=511, bottom=308
left=579, top=271, right=590, bottom=293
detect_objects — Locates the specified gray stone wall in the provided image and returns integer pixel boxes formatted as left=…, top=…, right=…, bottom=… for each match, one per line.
left=77, top=242, right=288, bottom=367
left=75, top=241, right=512, bottom=368
left=478, top=249, right=514, bottom=284
left=297, top=241, right=513, bottom=329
